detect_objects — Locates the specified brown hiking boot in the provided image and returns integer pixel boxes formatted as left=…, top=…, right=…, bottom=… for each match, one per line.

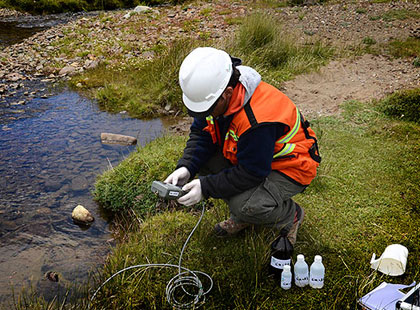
left=287, top=204, right=305, bottom=245
left=213, top=218, right=250, bottom=237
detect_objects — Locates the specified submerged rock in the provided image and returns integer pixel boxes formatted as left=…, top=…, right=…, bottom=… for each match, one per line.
left=71, top=175, right=88, bottom=191
left=71, top=205, right=94, bottom=224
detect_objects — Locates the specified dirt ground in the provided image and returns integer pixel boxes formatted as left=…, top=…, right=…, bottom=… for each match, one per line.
left=282, top=54, right=419, bottom=118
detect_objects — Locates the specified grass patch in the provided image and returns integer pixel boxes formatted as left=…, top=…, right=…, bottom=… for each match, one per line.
left=87, top=96, right=420, bottom=309
left=73, top=39, right=197, bottom=118
left=225, top=16, right=243, bottom=25
left=226, top=13, right=333, bottom=86
left=380, top=88, right=420, bottom=124
left=370, top=9, right=420, bottom=22
left=356, top=8, right=367, bottom=14
left=387, top=37, right=420, bottom=58
left=381, top=9, right=420, bottom=21
left=93, top=134, right=187, bottom=213
left=362, top=36, right=376, bottom=45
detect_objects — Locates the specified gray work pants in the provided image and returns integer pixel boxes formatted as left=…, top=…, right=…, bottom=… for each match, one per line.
left=200, top=151, right=305, bottom=232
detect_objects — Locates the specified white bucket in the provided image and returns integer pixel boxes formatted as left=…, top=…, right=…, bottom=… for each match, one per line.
left=370, top=244, right=408, bottom=276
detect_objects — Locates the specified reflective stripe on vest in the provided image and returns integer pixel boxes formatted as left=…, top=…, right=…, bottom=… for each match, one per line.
left=225, top=129, right=239, bottom=141
left=273, top=143, right=296, bottom=158
left=273, top=108, right=301, bottom=158
left=206, top=115, right=214, bottom=125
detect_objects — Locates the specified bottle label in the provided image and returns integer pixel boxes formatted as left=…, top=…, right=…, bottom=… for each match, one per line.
left=281, top=279, right=291, bottom=290
left=295, top=275, right=309, bottom=285
left=270, top=257, right=291, bottom=270
left=310, top=276, right=324, bottom=285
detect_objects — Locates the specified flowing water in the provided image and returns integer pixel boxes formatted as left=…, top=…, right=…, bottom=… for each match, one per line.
left=0, top=16, right=176, bottom=303
left=0, top=10, right=99, bottom=48
left=0, top=87, right=169, bottom=303
left=0, top=21, right=45, bottom=47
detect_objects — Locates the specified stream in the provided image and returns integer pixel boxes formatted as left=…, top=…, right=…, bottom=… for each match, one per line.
left=0, top=17, right=170, bottom=304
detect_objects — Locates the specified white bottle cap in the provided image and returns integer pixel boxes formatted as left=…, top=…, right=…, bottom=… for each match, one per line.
left=297, top=254, right=304, bottom=261
left=315, top=255, right=322, bottom=263
left=283, top=265, right=291, bottom=272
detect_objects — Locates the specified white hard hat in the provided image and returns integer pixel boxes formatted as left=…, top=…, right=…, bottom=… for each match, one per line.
left=179, top=47, right=233, bottom=114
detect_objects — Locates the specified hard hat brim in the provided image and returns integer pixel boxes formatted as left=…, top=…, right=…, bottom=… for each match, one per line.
left=182, top=93, right=215, bottom=113
left=186, top=99, right=218, bottom=118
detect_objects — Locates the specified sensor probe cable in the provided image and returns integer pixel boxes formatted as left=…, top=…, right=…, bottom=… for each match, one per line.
left=88, top=204, right=213, bottom=309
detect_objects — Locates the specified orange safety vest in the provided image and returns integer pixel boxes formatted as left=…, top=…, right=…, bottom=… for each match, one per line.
left=204, top=81, right=321, bottom=186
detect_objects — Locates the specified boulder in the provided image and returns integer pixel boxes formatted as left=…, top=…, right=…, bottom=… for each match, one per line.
left=84, top=59, right=99, bottom=70
left=71, top=205, right=94, bottom=224
left=58, top=66, right=76, bottom=76
left=101, top=132, right=137, bottom=145
left=124, top=5, right=152, bottom=18
left=134, top=5, right=151, bottom=13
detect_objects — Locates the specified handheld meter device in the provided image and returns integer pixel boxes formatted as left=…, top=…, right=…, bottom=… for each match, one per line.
left=151, top=181, right=186, bottom=200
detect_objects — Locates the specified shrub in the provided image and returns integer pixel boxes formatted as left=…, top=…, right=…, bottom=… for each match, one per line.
left=380, top=88, right=420, bottom=123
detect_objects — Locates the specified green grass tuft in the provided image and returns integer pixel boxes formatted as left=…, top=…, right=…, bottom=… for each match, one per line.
left=362, top=36, right=377, bottom=45
left=227, top=13, right=333, bottom=86
left=387, top=37, right=420, bottom=58
left=93, top=134, right=187, bottom=213
left=380, top=88, right=420, bottom=124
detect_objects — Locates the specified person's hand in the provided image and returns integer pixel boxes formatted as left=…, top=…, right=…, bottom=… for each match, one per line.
left=164, top=167, right=191, bottom=186
left=178, top=179, right=203, bottom=206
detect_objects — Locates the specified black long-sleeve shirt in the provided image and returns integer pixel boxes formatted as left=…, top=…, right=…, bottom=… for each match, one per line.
left=177, top=116, right=285, bottom=199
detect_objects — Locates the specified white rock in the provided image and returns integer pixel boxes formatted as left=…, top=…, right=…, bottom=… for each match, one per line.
left=72, top=205, right=94, bottom=224
left=124, top=5, right=153, bottom=18
left=134, top=5, right=151, bottom=13
left=101, top=132, right=137, bottom=145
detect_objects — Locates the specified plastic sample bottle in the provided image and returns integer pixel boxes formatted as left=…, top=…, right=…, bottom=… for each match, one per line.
left=294, top=254, right=309, bottom=287
left=309, top=255, right=325, bottom=289
left=281, top=265, right=292, bottom=290
left=269, top=234, right=293, bottom=279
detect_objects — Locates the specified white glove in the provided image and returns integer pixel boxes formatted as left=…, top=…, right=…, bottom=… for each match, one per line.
left=164, top=167, right=191, bottom=187
left=178, top=179, right=203, bottom=206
